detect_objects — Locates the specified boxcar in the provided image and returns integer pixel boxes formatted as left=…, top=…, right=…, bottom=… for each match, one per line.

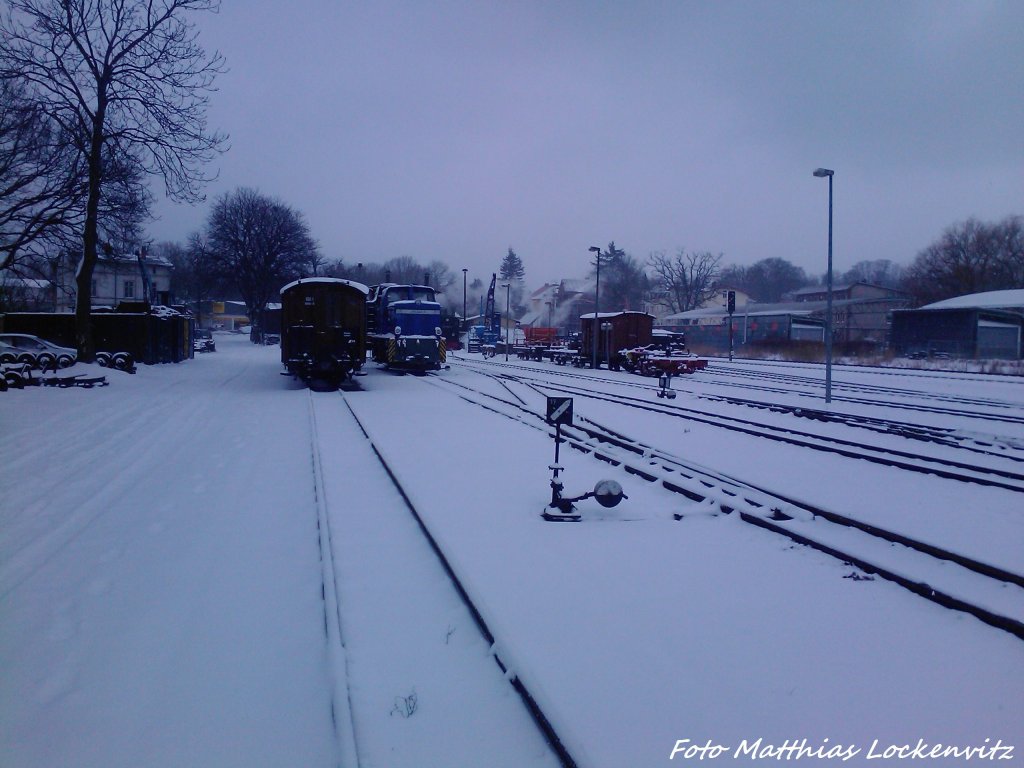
left=579, top=311, right=654, bottom=369
left=280, top=278, right=368, bottom=386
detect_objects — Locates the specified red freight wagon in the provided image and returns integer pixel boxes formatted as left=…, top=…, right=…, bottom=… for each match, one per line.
left=579, top=311, right=654, bottom=369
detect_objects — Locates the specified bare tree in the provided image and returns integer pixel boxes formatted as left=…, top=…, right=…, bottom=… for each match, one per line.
left=382, top=255, right=424, bottom=284
left=1, top=0, right=227, bottom=359
left=902, top=216, right=1023, bottom=306
left=991, top=215, right=1023, bottom=287
left=840, top=259, right=904, bottom=288
left=742, top=257, right=808, bottom=302
left=427, top=259, right=456, bottom=294
left=156, top=233, right=219, bottom=322
left=648, top=248, right=722, bottom=313
left=0, top=80, right=80, bottom=275
left=206, top=187, right=318, bottom=337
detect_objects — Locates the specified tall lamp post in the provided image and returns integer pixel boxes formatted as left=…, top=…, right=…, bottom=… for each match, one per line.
left=589, top=245, right=601, bottom=369
left=462, top=268, right=468, bottom=350
left=501, top=283, right=511, bottom=361
left=813, top=167, right=834, bottom=404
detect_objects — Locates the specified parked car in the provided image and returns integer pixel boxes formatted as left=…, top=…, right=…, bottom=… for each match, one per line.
left=0, top=333, right=77, bottom=369
left=193, top=328, right=216, bottom=353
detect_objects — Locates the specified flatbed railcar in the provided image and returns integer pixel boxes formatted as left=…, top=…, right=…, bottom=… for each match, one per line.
left=280, top=278, right=368, bottom=386
left=366, top=283, right=445, bottom=371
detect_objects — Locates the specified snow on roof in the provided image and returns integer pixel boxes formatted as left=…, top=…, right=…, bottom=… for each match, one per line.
left=279, top=277, right=369, bottom=295
left=580, top=311, right=654, bottom=319
left=97, top=251, right=174, bottom=268
left=920, top=289, right=1024, bottom=310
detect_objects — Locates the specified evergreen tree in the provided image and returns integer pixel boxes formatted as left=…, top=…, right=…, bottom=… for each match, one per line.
left=499, top=248, right=527, bottom=315
left=594, top=242, right=648, bottom=311
left=499, top=248, right=526, bottom=281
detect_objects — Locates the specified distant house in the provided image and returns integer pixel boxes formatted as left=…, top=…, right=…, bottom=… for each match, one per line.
left=790, top=282, right=909, bottom=345
left=661, top=281, right=908, bottom=351
left=642, top=287, right=751, bottom=324
left=0, top=273, right=54, bottom=312
left=662, top=303, right=825, bottom=350
left=515, top=279, right=593, bottom=336
left=55, top=250, right=173, bottom=312
left=200, top=300, right=250, bottom=331
left=519, top=283, right=560, bottom=328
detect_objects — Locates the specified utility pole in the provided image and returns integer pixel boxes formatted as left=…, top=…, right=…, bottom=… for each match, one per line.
left=589, top=245, right=601, bottom=369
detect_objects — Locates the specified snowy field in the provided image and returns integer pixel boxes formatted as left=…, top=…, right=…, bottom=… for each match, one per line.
left=2, top=333, right=1022, bottom=767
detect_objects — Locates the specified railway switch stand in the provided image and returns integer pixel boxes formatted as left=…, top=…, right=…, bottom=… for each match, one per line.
left=542, top=397, right=627, bottom=522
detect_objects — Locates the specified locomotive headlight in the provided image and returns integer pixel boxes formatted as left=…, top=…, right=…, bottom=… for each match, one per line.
left=435, top=326, right=442, bottom=336
left=394, top=326, right=402, bottom=336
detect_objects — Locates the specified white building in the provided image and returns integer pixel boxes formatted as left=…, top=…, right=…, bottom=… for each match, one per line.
left=55, top=250, right=173, bottom=312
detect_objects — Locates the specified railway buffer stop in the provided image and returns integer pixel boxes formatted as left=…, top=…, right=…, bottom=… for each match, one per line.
left=542, top=396, right=626, bottom=522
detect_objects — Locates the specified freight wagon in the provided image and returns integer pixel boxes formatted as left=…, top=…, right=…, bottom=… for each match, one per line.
left=579, top=311, right=654, bottom=369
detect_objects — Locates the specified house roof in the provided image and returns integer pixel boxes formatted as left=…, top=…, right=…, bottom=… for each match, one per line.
left=96, top=252, right=174, bottom=268
left=921, top=289, right=1024, bottom=311
left=663, top=294, right=905, bottom=321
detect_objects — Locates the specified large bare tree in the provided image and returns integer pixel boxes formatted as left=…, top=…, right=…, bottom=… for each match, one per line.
left=648, top=248, right=722, bottom=313
left=1, top=0, right=226, bottom=358
left=0, top=80, right=79, bottom=275
left=206, top=187, right=319, bottom=338
left=902, top=216, right=1024, bottom=306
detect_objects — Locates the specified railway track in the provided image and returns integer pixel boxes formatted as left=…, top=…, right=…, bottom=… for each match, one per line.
left=453, top=353, right=1024, bottom=432
left=700, top=363, right=1024, bottom=424
left=452, top=358, right=1024, bottom=494
left=308, top=388, right=577, bottom=768
left=427, top=370, right=1024, bottom=643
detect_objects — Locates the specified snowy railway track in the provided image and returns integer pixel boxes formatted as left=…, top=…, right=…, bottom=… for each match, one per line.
left=454, top=354, right=1024, bottom=437
left=427, top=372, right=1024, bottom=643
left=699, top=363, right=1024, bottom=424
left=307, top=389, right=577, bottom=768
left=452, top=359, right=1024, bottom=494
left=306, top=394, right=361, bottom=767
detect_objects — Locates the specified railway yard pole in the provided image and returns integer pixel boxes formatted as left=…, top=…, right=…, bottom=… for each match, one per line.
left=589, top=245, right=602, bottom=369
left=813, top=167, right=835, bottom=404
left=502, top=283, right=511, bottom=361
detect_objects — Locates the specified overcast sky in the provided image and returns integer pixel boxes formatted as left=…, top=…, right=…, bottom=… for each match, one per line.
left=147, top=0, right=1023, bottom=287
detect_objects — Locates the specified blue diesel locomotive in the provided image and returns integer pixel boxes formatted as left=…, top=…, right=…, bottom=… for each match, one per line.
left=366, top=283, right=445, bottom=371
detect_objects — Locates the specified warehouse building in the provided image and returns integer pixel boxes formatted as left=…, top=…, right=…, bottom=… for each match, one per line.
left=889, top=289, right=1024, bottom=360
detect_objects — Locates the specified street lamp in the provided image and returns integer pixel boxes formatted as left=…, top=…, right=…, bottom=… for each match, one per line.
left=589, top=245, right=601, bottom=369
left=462, top=268, right=468, bottom=351
left=813, top=167, right=834, bottom=404
left=501, top=283, right=511, bottom=361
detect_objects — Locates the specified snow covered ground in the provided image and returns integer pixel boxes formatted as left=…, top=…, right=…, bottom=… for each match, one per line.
left=2, top=334, right=1022, bottom=767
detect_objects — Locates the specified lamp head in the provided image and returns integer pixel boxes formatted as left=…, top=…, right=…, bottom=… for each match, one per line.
left=813, top=168, right=834, bottom=178
left=588, top=246, right=601, bottom=253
